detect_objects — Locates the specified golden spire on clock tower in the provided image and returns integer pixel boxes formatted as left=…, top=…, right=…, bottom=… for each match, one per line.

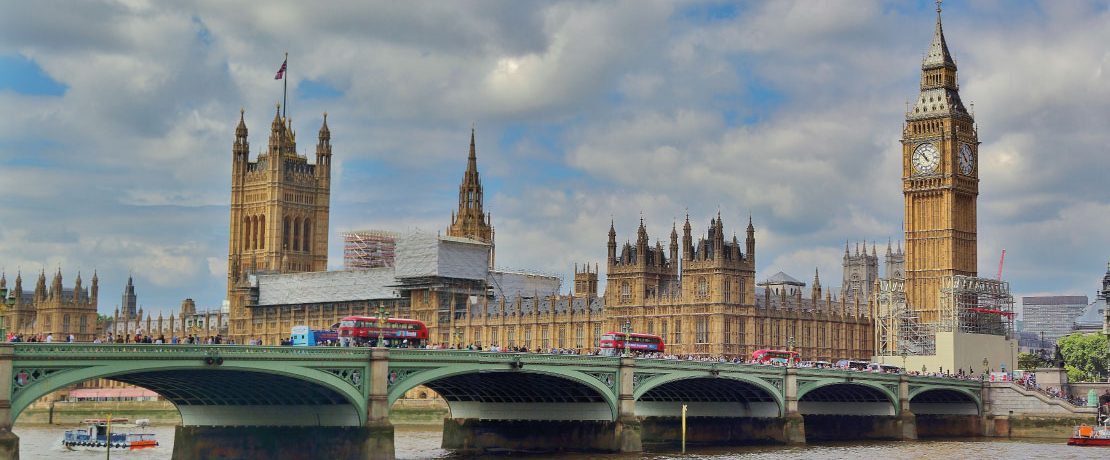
left=901, top=0, right=980, bottom=324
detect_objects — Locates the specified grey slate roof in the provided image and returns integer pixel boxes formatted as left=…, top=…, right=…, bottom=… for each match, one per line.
left=759, top=271, right=805, bottom=286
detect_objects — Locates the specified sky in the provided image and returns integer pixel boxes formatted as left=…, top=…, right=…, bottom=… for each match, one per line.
left=2, top=0, right=1109, bottom=319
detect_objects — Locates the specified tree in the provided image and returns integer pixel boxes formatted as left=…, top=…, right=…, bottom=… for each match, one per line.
left=1017, top=351, right=1049, bottom=370
left=1057, top=332, right=1109, bottom=382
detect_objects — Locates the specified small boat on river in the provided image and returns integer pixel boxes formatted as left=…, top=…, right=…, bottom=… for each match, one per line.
left=1067, top=407, right=1110, bottom=446
left=62, top=418, right=158, bottom=451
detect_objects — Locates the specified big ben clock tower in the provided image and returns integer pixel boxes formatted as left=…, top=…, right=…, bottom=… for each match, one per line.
left=902, top=1, right=978, bottom=324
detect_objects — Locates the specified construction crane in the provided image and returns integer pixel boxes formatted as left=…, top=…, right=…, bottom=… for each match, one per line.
left=996, top=249, right=1006, bottom=280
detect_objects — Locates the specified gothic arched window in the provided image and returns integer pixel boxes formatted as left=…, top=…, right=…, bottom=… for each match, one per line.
left=283, top=217, right=291, bottom=250
left=697, top=277, right=708, bottom=298
left=620, top=282, right=631, bottom=303
left=302, top=219, right=311, bottom=253
left=293, top=217, right=301, bottom=251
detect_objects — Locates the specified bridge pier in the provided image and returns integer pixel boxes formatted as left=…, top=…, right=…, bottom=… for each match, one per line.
left=617, top=356, right=643, bottom=452
left=171, top=425, right=386, bottom=460
left=367, top=348, right=395, bottom=460
left=897, top=375, right=917, bottom=440
left=0, top=344, right=18, bottom=460
left=782, top=367, right=806, bottom=444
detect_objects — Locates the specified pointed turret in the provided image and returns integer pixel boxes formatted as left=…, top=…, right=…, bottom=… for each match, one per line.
left=269, top=103, right=284, bottom=149
left=636, top=215, right=649, bottom=247
left=0, top=272, right=5, bottom=291
left=74, top=271, right=83, bottom=296
left=236, top=108, right=248, bottom=139
left=745, top=215, right=755, bottom=263
left=607, top=220, right=617, bottom=266
left=35, top=270, right=47, bottom=301
left=923, top=1, right=955, bottom=69
left=812, top=267, right=823, bottom=302
left=14, top=271, right=22, bottom=301
left=669, top=222, right=679, bottom=264
left=315, top=112, right=332, bottom=179
left=682, top=213, right=693, bottom=261
left=908, top=0, right=968, bottom=120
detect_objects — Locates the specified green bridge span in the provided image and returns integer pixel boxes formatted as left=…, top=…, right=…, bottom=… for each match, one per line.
left=0, top=344, right=986, bottom=459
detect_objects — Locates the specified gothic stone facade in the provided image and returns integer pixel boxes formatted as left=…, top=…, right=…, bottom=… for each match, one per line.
left=226, top=106, right=332, bottom=343
left=224, top=124, right=873, bottom=361
left=902, top=7, right=980, bottom=324
left=0, top=270, right=99, bottom=341
left=604, top=216, right=873, bottom=360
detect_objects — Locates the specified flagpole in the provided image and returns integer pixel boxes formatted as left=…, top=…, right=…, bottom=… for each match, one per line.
left=282, top=51, right=288, bottom=119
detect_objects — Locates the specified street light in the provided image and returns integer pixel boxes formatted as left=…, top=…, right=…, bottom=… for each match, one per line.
left=982, top=357, right=989, bottom=375
left=787, top=336, right=795, bottom=368
left=377, top=304, right=386, bottom=347
left=454, top=329, right=463, bottom=350
left=1010, top=340, right=1015, bottom=378
left=621, top=320, right=632, bottom=357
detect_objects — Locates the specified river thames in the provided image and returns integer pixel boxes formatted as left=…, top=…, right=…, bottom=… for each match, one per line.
left=11, top=424, right=1099, bottom=459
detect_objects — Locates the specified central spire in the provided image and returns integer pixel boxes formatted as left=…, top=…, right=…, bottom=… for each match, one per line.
left=447, top=127, right=495, bottom=255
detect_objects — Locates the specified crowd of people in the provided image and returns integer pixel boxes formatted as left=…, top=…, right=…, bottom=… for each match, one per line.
left=7, top=332, right=232, bottom=345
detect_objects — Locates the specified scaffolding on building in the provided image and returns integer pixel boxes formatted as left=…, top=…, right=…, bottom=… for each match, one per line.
left=937, top=275, right=1015, bottom=336
left=875, top=278, right=935, bottom=356
left=343, top=230, right=399, bottom=270
left=874, top=274, right=1012, bottom=357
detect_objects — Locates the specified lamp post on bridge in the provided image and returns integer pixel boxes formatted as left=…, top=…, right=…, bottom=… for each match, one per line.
left=376, top=304, right=386, bottom=348
left=982, top=357, right=989, bottom=377
left=454, top=329, right=463, bottom=350
left=787, top=336, right=795, bottom=368
left=1009, top=340, right=1015, bottom=379
left=621, top=320, right=632, bottom=357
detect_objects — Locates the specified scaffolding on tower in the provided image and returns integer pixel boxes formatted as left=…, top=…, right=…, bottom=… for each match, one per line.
left=938, top=275, right=1015, bottom=337
left=875, top=278, right=935, bottom=356
left=876, top=273, right=1015, bottom=357
left=342, top=230, right=399, bottom=270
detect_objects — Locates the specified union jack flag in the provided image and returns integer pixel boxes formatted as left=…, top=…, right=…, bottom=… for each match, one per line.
left=274, top=59, right=287, bottom=80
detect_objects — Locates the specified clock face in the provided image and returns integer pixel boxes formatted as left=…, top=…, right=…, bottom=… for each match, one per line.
left=958, top=143, right=975, bottom=175
left=912, top=143, right=940, bottom=174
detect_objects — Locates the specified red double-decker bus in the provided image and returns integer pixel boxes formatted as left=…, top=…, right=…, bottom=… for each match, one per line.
left=337, top=316, right=429, bottom=348
left=751, top=349, right=800, bottom=365
left=598, top=332, right=664, bottom=356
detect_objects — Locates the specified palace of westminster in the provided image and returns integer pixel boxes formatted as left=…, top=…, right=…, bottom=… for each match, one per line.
left=7, top=7, right=1093, bottom=371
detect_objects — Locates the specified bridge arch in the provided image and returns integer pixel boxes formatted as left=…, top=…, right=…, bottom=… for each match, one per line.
left=633, top=372, right=784, bottom=417
left=908, top=387, right=981, bottom=415
left=11, top=360, right=366, bottom=426
left=387, top=365, right=619, bottom=421
left=797, top=381, right=898, bottom=416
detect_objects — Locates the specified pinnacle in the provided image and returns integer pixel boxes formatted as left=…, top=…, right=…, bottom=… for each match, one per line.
left=923, top=1, right=955, bottom=69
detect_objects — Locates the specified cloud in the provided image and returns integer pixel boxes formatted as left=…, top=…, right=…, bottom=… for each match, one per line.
left=1, top=0, right=1109, bottom=314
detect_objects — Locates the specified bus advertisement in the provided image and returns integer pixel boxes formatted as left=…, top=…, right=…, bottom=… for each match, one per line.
left=598, top=332, right=665, bottom=356
left=336, top=316, right=429, bottom=347
left=751, top=349, right=801, bottom=365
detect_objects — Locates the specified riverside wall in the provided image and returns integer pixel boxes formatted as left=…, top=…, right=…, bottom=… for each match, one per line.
left=983, top=382, right=1100, bottom=439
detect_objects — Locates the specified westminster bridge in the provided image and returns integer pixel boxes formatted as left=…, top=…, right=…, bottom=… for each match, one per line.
left=0, top=344, right=991, bottom=459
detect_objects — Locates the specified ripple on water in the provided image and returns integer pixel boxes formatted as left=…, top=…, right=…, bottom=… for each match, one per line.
left=12, top=425, right=1098, bottom=460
